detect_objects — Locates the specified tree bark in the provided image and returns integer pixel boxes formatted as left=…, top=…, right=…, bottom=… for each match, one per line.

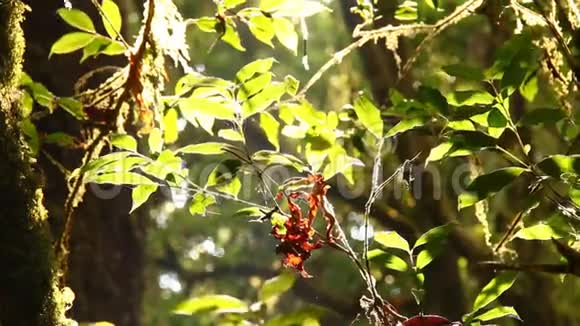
left=0, top=1, right=64, bottom=325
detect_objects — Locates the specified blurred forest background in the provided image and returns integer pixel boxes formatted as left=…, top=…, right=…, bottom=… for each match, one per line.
left=3, top=0, right=580, bottom=325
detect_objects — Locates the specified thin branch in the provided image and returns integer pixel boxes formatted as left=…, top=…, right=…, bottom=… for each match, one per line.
left=400, top=0, right=486, bottom=77
left=297, top=0, right=487, bottom=97
left=56, top=0, right=157, bottom=286
left=478, top=261, right=572, bottom=275
left=89, top=0, right=131, bottom=49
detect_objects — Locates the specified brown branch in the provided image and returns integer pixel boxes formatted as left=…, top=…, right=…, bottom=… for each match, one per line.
left=479, top=238, right=580, bottom=277
left=478, top=262, right=575, bottom=276
left=56, top=0, right=157, bottom=286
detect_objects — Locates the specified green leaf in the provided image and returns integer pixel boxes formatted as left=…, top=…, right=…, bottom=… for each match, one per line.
left=284, top=75, right=299, bottom=96
left=354, top=92, right=383, bottom=138
left=468, top=109, right=508, bottom=138
left=536, top=154, right=580, bottom=179
left=415, top=242, right=445, bottom=270
left=442, top=63, right=485, bottom=81
left=213, top=178, right=243, bottom=197
left=179, top=97, right=236, bottom=120
left=446, top=90, right=494, bottom=107
left=385, top=117, right=426, bottom=138
left=260, top=112, right=280, bottom=150
left=274, top=17, right=298, bottom=54
left=177, top=142, right=226, bottom=155
left=449, top=130, right=497, bottom=151
left=238, top=72, right=272, bottom=100
left=141, top=150, right=183, bottom=180
left=486, top=32, right=532, bottom=80
left=259, top=272, right=296, bottom=301
left=102, top=40, right=125, bottom=55
left=320, top=146, right=363, bottom=182
left=82, top=153, right=148, bottom=177
left=148, top=128, right=163, bottom=154
left=131, top=184, right=157, bottom=213
left=236, top=58, right=275, bottom=83
left=426, top=142, right=453, bottom=163
left=233, top=207, right=263, bottom=218
left=395, top=1, right=417, bottom=21
left=174, top=294, right=247, bottom=315
left=174, top=73, right=204, bottom=94
left=19, top=90, right=33, bottom=118
left=80, top=37, right=125, bottom=61
left=501, top=49, right=538, bottom=96
left=520, top=73, right=538, bottom=102
left=206, top=160, right=242, bottom=187
left=282, top=125, right=307, bottom=139
left=50, top=32, right=96, bottom=56
left=163, top=108, right=179, bottom=144
left=260, top=0, right=289, bottom=11
left=57, top=97, right=86, bottom=119
left=101, top=0, right=122, bottom=39
left=248, top=15, right=275, bottom=47
left=189, top=193, right=216, bottom=216
left=417, top=86, right=448, bottom=114
left=193, top=17, right=218, bottom=33
left=89, top=172, right=156, bottom=186
left=384, top=254, right=409, bottom=272
left=82, top=151, right=133, bottom=173
left=446, top=120, right=475, bottom=131
left=57, top=8, right=96, bottom=32
left=222, top=19, right=246, bottom=51
left=218, top=129, right=244, bottom=142
left=367, top=249, right=387, bottom=260
left=472, top=272, right=518, bottom=312
left=224, top=0, right=246, bottom=9
left=252, top=150, right=306, bottom=171
left=425, top=0, right=439, bottom=9
left=366, top=250, right=409, bottom=271
left=20, top=119, right=39, bottom=155
left=458, top=167, right=527, bottom=209
left=413, top=224, right=451, bottom=250
left=374, top=231, right=410, bottom=252
left=473, top=306, right=520, bottom=322
left=242, top=83, right=286, bottom=117
left=81, top=37, right=110, bottom=62
left=281, top=101, right=325, bottom=126
left=514, top=223, right=563, bottom=240
left=111, top=134, right=137, bottom=151
left=45, top=132, right=75, bottom=147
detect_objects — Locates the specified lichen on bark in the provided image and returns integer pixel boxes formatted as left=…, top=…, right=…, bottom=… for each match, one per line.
left=0, top=1, right=69, bottom=325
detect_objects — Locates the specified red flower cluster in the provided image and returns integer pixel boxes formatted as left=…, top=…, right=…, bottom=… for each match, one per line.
left=271, top=174, right=335, bottom=278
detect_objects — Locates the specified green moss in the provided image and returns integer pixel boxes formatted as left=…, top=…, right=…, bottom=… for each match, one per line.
left=0, top=1, right=70, bottom=325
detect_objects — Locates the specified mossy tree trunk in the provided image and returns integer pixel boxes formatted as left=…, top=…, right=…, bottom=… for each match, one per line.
left=0, top=1, right=64, bottom=325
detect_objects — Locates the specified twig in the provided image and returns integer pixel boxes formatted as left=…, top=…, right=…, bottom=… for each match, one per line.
left=297, top=0, right=487, bottom=97
left=89, top=0, right=131, bottom=50
left=400, top=0, right=486, bottom=78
